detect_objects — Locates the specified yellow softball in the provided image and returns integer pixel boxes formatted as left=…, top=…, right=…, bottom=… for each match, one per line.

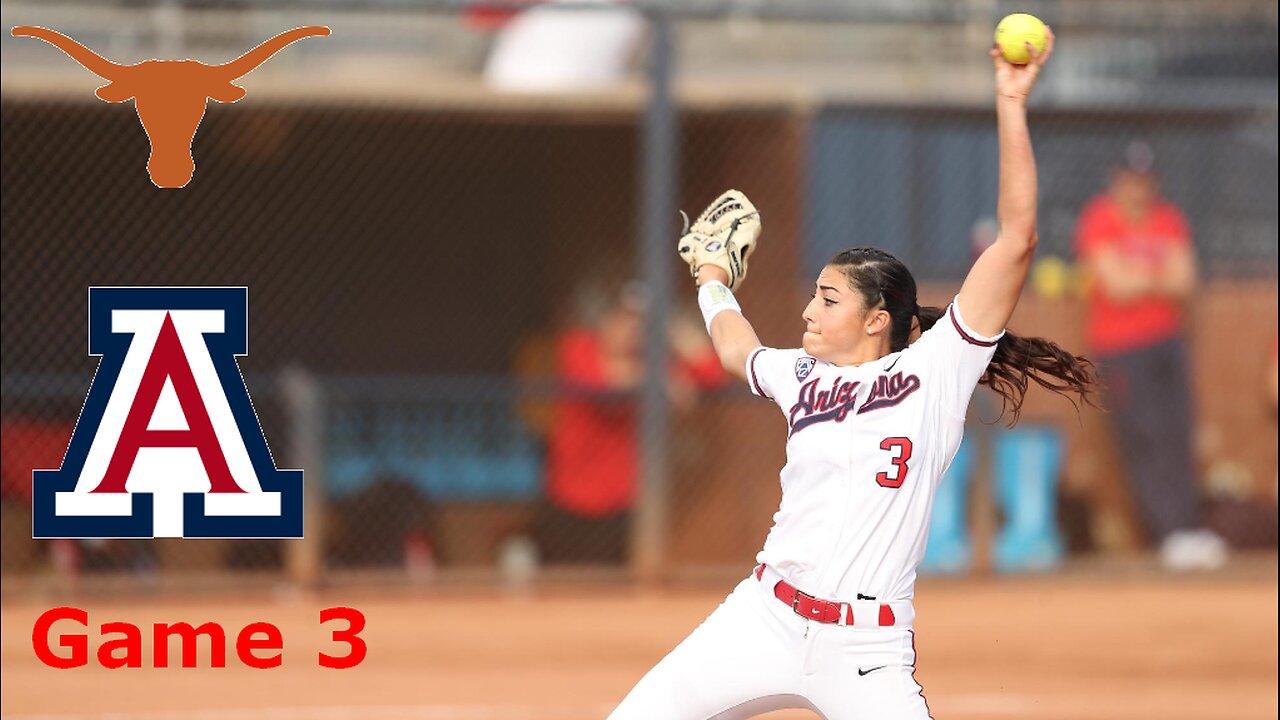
left=995, top=13, right=1047, bottom=65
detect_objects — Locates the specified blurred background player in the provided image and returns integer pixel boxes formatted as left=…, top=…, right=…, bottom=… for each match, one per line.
left=1074, top=141, right=1227, bottom=571
left=535, top=281, right=724, bottom=565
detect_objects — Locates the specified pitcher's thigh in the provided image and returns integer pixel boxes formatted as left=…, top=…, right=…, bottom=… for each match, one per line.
left=808, top=665, right=932, bottom=720
left=806, top=628, right=932, bottom=720
left=607, top=581, right=800, bottom=720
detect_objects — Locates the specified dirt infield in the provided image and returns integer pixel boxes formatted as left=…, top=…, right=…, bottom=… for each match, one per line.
left=3, top=560, right=1276, bottom=720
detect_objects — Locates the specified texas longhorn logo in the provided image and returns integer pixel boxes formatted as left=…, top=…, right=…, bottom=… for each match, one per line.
left=33, top=288, right=303, bottom=539
left=10, top=25, right=330, bottom=188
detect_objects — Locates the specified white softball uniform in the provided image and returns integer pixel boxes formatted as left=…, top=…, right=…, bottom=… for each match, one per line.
left=609, top=297, right=1002, bottom=720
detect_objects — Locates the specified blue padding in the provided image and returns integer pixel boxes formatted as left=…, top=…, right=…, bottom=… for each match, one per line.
left=920, top=438, right=974, bottom=574
left=324, top=399, right=542, bottom=501
left=993, top=426, right=1065, bottom=572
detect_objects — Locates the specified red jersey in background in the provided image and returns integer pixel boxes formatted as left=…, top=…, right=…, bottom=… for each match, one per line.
left=546, top=328, right=724, bottom=517
left=1075, top=195, right=1192, bottom=354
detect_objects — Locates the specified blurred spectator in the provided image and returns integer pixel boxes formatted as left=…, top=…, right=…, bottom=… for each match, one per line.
left=1, top=419, right=73, bottom=574
left=0, top=418, right=156, bottom=577
left=535, top=281, right=724, bottom=565
left=1075, top=141, right=1226, bottom=571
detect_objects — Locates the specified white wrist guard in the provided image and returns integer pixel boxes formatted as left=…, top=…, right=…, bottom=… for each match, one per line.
left=698, top=281, right=742, bottom=332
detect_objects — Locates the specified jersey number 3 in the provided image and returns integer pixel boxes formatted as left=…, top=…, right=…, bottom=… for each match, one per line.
left=876, top=437, right=913, bottom=488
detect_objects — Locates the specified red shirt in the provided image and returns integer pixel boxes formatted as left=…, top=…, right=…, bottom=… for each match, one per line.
left=545, top=327, right=724, bottom=517
left=1, top=420, right=75, bottom=503
left=1075, top=195, right=1191, bottom=354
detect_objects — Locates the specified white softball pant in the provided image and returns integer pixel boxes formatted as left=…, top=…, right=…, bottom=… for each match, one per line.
left=607, top=573, right=932, bottom=720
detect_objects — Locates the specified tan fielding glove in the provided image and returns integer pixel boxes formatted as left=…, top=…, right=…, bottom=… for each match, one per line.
left=677, top=189, right=762, bottom=291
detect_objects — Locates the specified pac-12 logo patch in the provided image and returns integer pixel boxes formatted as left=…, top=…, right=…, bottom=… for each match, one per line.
left=795, top=356, right=816, bottom=381
left=32, top=288, right=303, bottom=539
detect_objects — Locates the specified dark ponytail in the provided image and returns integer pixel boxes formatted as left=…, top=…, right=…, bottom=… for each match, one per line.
left=983, top=329, right=1097, bottom=424
left=830, top=248, right=1096, bottom=425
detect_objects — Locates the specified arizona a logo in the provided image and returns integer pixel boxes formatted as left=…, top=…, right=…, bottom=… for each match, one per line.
left=33, top=288, right=303, bottom=539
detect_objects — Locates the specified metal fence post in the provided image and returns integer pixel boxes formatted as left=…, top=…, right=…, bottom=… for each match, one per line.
left=282, top=366, right=325, bottom=590
left=970, top=389, right=998, bottom=576
left=634, top=9, right=677, bottom=584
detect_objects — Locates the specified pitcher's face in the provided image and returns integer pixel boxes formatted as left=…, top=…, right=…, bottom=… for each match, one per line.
left=801, top=266, right=866, bottom=361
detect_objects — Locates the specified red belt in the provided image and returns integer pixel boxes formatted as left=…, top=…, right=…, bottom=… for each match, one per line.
left=755, top=564, right=895, bottom=627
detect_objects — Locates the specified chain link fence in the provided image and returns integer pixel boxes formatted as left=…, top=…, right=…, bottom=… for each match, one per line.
left=1, top=0, right=1276, bottom=594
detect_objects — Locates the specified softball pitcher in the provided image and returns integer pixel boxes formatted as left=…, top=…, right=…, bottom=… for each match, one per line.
left=610, top=30, right=1093, bottom=719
